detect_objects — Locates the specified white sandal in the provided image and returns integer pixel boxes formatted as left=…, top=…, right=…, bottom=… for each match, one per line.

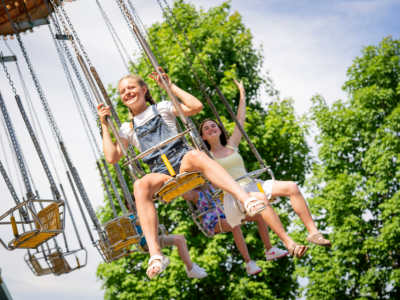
left=146, top=255, right=170, bottom=280
left=244, top=197, right=267, bottom=216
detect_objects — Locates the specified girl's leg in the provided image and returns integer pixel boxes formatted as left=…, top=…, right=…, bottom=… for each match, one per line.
left=249, top=191, right=306, bottom=255
left=134, top=173, right=171, bottom=275
left=172, top=235, right=193, bottom=271
left=215, top=219, right=251, bottom=263
left=244, top=215, right=272, bottom=251
left=272, top=181, right=329, bottom=243
left=179, top=150, right=261, bottom=210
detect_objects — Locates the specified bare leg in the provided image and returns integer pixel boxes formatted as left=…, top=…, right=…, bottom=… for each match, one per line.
left=134, top=173, right=171, bottom=275
left=271, top=181, right=330, bottom=244
left=173, top=235, right=193, bottom=271
left=215, top=219, right=251, bottom=263
left=249, top=191, right=306, bottom=255
left=244, top=214, right=272, bottom=251
left=179, top=150, right=261, bottom=209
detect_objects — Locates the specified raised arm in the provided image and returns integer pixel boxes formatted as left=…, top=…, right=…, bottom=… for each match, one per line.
left=227, top=79, right=246, bottom=148
left=149, top=67, right=203, bottom=117
left=97, top=103, right=129, bottom=164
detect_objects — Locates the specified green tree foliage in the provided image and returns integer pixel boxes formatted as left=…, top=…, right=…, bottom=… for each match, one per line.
left=295, top=37, right=400, bottom=299
left=97, top=1, right=311, bottom=299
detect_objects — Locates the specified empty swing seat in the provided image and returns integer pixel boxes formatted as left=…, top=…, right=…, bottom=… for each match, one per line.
left=155, top=171, right=207, bottom=204
left=96, top=239, right=129, bottom=263
left=28, top=254, right=53, bottom=276
left=10, top=203, right=62, bottom=249
left=102, top=215, right=141, bottom=251
left=48, top=252, right=72, bottom=275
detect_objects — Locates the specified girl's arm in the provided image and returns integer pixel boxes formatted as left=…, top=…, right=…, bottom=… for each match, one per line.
left=149, top=67, right=203, bottom=117
left=97, top=103, right=129, bottom=164
left=227, top=79, right=246, bottom=148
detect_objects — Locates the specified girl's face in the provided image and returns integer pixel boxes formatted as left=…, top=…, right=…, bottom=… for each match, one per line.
left=201, top=120, right=222, bottom=142
left=119, top=78, right=146, bottom=108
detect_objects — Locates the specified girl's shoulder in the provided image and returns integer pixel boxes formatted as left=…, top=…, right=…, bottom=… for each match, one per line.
left=120, top=122, right=133, bottom=134
left=157, top=101, right=174, bottom=115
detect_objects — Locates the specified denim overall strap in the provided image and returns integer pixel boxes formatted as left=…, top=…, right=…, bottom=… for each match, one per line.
left=133, top=104, right=190, bottom=175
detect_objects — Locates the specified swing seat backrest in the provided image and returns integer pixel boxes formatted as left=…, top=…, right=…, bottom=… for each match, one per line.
left=104, top=217, right=141, bottom=251
left=29, top=254, right=52, bottom=276
left=97, top=239, right=128, bottom=262
left=155, top=172, right=207, bottom=204
left=49, top=252, right=71, bottom=275
left=11, top=203, right=61, bottom=249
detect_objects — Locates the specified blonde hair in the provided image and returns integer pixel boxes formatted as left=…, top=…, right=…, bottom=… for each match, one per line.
left=119, top=74, right=157, bottom=129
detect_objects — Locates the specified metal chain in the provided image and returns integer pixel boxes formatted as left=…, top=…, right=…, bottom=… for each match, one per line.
left=51, top=0, right=92, bottom=67
left=0, top=114, right=25, bottom=196
left=0, top=159, right=29, bottom=221
left=3, top=40, right=65, bottom=182
left=0, top=52, right=17, bottom=95
left=50, top=14, right=101, bottom=129
left=116, top=0, right=166, bottom=99
left=3, top=41, right=39, bottom=139
left=0, top=121, right=15, bottom=187
left=60, top=183, right=83, bottom=248
left=66, top=171, right=94, bottom=243
left=49, top=22, right=101, bottom=160
left=94, top=0, right=129, bottom=72
left=3, top=3, right=71, bottom=177
left=127, top=0, right=169, bottom=74
left=114, top=0, right=155, bottom=76
left=156, top=0, right=209, bottom=100
left=0, top=92, right=33, bottom=198
left=97, top=161, right=118, bottom=218
left=102, top=159, right=127, bottom=214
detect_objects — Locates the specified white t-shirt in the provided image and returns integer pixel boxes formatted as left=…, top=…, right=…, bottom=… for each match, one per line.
left=118, top=101, right=177, bottom=152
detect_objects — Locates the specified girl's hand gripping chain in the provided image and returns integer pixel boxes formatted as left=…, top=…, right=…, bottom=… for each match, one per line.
left=148, top=67, right=172, bottom=90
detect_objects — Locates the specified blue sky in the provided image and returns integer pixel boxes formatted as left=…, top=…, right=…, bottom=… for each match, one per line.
left=0, top=0, right=399, bottom=299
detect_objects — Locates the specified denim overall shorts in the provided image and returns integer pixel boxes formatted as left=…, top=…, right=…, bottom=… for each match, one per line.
left=133, top=105, right=191, bottom=175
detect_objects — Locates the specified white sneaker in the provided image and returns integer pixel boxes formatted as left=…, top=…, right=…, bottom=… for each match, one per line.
left=265, top=246, right=289, bottom=261
left=186, top=263, right=208, bottom=278
left=246, top=260, right=262, bottom=275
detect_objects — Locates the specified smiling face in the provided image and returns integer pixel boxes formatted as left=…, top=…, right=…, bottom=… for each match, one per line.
left=118, top=77, right=147, bottom=109
left=200, top=120, right=222, bottom=142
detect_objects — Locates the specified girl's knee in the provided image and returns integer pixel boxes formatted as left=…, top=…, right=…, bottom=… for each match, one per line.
left=287, top=181, right=301, bottom=195
left=174, top=235, right=185, bottom=245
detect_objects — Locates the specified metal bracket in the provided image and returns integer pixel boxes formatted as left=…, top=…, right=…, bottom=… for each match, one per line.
left=56, top=34, right=73, bottom=41
left=15, top=18, right=50, bottom=30
left=0, top=55, right=17, bottom=63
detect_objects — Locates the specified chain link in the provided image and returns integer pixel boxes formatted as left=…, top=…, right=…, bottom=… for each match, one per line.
left=94, top=0, right=129, bottom=72
left=0, top=52, right=17, bottom=95
left=49, top=22, right=102, bottom=161
left=115, top=0, right=166, bottom=99
left=0, top=114, right=25, bottom=196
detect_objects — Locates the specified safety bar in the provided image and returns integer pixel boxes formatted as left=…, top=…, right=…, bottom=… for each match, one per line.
left=123, top=127, right=194, bottom=166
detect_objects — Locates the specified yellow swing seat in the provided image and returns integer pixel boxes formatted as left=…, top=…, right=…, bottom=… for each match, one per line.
left=100, top=214, right=141, bottom=252
left=8, top=202, right=63, bottom=249
left=154, top=171, right=208, bottom=204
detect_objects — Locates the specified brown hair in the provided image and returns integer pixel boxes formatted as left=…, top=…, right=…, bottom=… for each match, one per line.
left=198, top=118, right=229, bottom=150
left=118, top=74, right=157, bottom=129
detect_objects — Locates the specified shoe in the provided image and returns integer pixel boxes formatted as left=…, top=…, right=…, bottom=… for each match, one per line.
left=265, top=246, right=289, bottom=261
left=195, top=263, right=206, bottom=272
left=246, top=260, right=262, bottom=275
left=186, top=263, right=208, bottom=278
